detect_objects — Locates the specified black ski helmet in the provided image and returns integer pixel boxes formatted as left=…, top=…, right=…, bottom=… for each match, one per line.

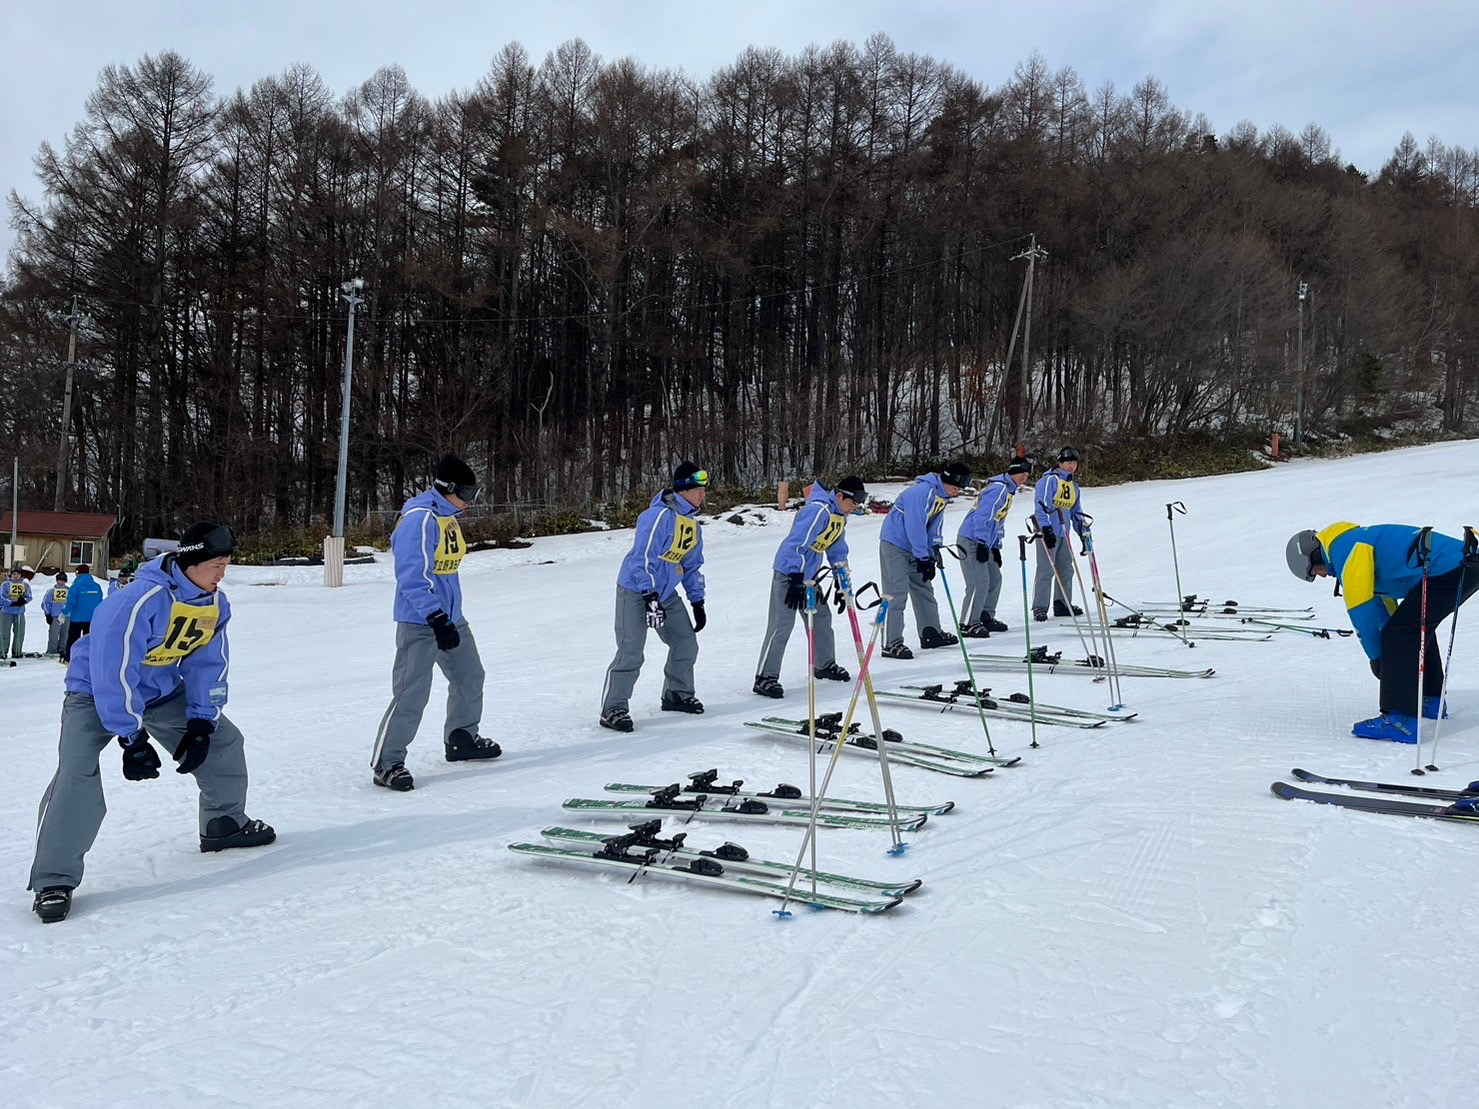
left=1285, top=530, right=1323, bottom=581
left=1058, top=446, right=1081, bottom=464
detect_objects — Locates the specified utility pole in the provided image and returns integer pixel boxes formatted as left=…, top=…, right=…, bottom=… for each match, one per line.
left=54, top=296, right=80, bottom=511
left=325, top=279, right=365, bottom=588
left=1294, top=281, right=1308, bottom=447
left=9, top=456, right=18, bottom=567
left=1012, top=236, right=1048, bottom=442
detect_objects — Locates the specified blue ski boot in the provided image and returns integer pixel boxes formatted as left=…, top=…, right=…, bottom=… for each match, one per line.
left=1351, top=712, right=1419, bottom=744
left=1423, top=696, right=1449, bottom=720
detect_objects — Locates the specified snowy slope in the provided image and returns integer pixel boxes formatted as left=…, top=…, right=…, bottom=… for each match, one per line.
left=5, top=442, right=1479, bottom=1108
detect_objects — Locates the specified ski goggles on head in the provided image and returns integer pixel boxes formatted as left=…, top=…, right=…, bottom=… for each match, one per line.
left=435, top=478, right=481, bottom=503
left=674, top=469, right=710, bottom=492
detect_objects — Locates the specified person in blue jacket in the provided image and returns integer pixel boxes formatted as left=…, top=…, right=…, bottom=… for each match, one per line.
left=1031, top=446, right=1089, bottom=620
left=107, top=568, right=134, bottom=595
left=599, top=461, right=709, bottom=731
left=958, top=458, right=1032, bottom=636
left=60, top=563, right=105, bottom=662
left=370, top=453, right=500, bottom=792
left=1288, top=523, right=1479, bottom=742
left=878, top=462, right=972, bottom=659
left=752, top=476, right=866, bottom=698
left=27, top=520, right=276, bottom=924
left=42, top=571, right=70, bottom=656
left=1, top=566, right=32, bottom=659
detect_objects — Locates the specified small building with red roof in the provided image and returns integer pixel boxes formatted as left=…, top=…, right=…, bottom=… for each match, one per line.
left=1, top=510, right=118, bottom=574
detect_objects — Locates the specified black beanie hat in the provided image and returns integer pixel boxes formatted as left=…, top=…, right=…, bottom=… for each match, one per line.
left=836, top=475, right=867, bottom=501
left=56, top=572, right=68, bottom=582
left=1006, top=457, right=1032, bottom=476
left=433, top=454, right=478, bottom=498
left=939, top=461, right=973, bottom=488
left=176, top=520, right=237, bottom=569
left=672, top=461, right=709, bottom=491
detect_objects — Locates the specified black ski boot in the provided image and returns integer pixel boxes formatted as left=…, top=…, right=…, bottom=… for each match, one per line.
left=1032, top=608, right=1048, bottom=622
left=813, top=662, right=850, bottom=682
left=1053, top=600, right=1084, bottom=618
left=919, top=626, right=958, bottom=649
left=32, top=887, right=72, bottom=924
left=599, top=708, right=635, bottom=732
left=200, top=816, right=277, bottom=853
left=959, top=622, right=991, bottom=638
left=661, top=691, right=705, bottom=714
left=445, top=728, right=503, bottom=762
left=752, top=676, right=784, bottom=699
left=985, top=615, right=1009, bottom=633
left=881, top=642, right=914, bottom=660
left=374, top=763, right=415, bottom=791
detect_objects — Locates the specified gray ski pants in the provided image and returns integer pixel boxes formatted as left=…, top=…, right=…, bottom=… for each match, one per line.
left=880, top=540, right=943, bottom=647
left=46, top=616, right=69, bottom=655
left=600, top=587, right=698, bottom=713
left=755, top=571, right=837, bottom=680
left=30, top=689, right=250, bottom=891
left=371, top=620, right=485, bottom=772
left=0, top=612, right=24, bottom=658
left=958, top=539, right=1004, bottom=624
left=1032, top=536, right=1076, bottom=612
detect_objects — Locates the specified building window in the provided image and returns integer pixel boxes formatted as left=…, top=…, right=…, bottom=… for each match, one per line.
left=70, top=541, right=95, bottom=566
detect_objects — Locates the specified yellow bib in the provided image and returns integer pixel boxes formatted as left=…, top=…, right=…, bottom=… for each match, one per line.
left=53, top=586, right=69, bottom=605
left=433, top=516, right=467, bottom=576
left=143, top=600, right=220, bottom=666
left=1052, top=479, right=1078, bottom=511
left=927, top=495, right=948, bottom=521
left=809, top=514, right=847, bottom=554
left=659, top=515, right=699, bottom=565
left=7, top=583, right=25, bottom=603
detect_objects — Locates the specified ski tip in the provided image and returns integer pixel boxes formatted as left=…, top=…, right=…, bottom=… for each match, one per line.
left=938, top=801, right=956, bottom=814
left=1270, top=781, right=1297, bottom=799
left=899, top=879, right=924, bottom=895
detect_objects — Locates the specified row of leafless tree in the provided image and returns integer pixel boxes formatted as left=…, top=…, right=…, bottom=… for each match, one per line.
left=2, top=38, right=1476, bottom=544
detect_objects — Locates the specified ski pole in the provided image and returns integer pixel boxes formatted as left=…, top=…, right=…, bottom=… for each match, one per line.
left=1018, top=533, right=1041, bottom=750
left=1421, top=526, right=1475, bottom=773
left=1410, top=529, right=1432, bottom=775
left=834, top=562, right=905, bottom=853
left=805, top=580, right=819, bottom=886
left=936, top=546, right=999, bottom=759
left=1081, top=526, right=1126, bottom=711
left=1166, top=501, right=1189, bottom=634
left=776, top=597, right=891, bottom=917
left=1036, top=515, right=1104, bottom=670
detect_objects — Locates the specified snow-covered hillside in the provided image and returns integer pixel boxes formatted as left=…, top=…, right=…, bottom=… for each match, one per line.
left=5, top=442, right=1479, bottom=1107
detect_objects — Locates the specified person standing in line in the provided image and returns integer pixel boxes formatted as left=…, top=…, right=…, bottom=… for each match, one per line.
left=28, top=520, right=276, bottom=924
left=370, top=454, right=501, bottom=793
left=957, top=458, right=1033, bottom=636
left=42, top=572, right=70, bottom=657
left=1031, top=446, right=1089, bottom=621
left=61, top=564, right=105, bottom=662
left=598, top=461, right=709, bottom=731
left=752, top=475, right=867, bottom=698
left=1, top=566, right=32, bottom=659
left=878, top=462, right=972, bottom=659
left=107, top=569, right=135, bottom=595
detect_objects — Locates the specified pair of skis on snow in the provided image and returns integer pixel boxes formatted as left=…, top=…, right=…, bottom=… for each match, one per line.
left=1273, top=769, right=1479, bottom=824
left=875, top=681, right=1137, bottom=729
left=743, top=713, right=1017, bottom=776
left=509, top=819, right=919, bottom=913
left=966, top=646, right=1216, bottom=680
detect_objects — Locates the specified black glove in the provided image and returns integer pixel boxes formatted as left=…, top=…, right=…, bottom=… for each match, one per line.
left=428, top=610, right=460, bottom=651
left=1042, top=529, right=1058, bottom=550
left=1079, top=534, right=1090, bottom=556
left=174, top=718, right=215, bottom=775
left=990, top=547, right=1002, bottom=566
left=973, top=543, right=990, bottom=564
left=914, top=557, right=936, bottom=583
left=46, top=614, right=54, bottom=625
left=692, top=601, right=706, bottom=633
left=642, top=592, right=665, bottom=630
left=784, top=573, right=807, bottom=611
left=1369, top=657, right=1381, bottom=680
left=118, top=732, right=161, bottom=781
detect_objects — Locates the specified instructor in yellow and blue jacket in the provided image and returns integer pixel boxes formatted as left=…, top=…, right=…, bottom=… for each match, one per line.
left=599, top=461, right=708, bottom=732
left=371, top=454, right=501, bottom=792
left=1287, top=523, right=1479, bottom=742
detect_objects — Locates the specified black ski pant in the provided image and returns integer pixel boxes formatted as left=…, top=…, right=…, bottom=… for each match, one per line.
left=61, top=620, right=90, bottom=662
left=1379, top=561, right=1479, bottom=714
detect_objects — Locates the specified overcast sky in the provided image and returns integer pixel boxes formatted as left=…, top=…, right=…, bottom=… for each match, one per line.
left=2, top=0, right=1475, bottom=262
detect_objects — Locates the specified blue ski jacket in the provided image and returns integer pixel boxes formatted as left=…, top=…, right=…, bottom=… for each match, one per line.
left=62, top=572, right=104, bottom=622
left=1317, top=521, right=1466, bottom=661
left=958, top=473, right=1020, bottom=548
left=1033, top=468, right=1087, bottom=536
left=1, top=578, right=32, bottom=614
left=42, top=585, right=69, bottom=618
left=66, top=555, right=232, bottom=737
left=617, top=490, right=706, bottom=603
left=107, top=576, right=124, bottom=595
left=772, top=483, right=852, bottom=579
left=392, top=488, right=469, bottom=625
left=880, top=474, right=952, bottom=560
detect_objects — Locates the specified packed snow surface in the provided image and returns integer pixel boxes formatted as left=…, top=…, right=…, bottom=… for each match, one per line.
left=5, top=442, right=1479, bottom=1107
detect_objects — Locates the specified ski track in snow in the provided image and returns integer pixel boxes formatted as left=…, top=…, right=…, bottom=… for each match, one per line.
left=6, top=442, right=1479, bottom=1106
